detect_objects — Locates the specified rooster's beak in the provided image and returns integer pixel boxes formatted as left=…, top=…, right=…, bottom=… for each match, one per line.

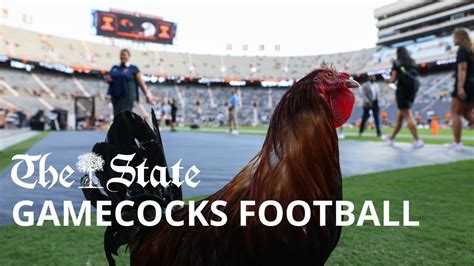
left=345, top=79, right=360, bottom=89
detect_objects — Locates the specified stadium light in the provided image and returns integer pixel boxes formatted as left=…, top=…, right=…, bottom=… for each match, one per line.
left=39, top=62, right=74, bottom=74
left=436, top=58, right=456, bottom=65
left=10, top=60, right=34, bottom=72
left=198, top=78, right=225, bottom=84
left=261, top=80, right=294, bottom=87
left=229, top=80, right=246, bottom=86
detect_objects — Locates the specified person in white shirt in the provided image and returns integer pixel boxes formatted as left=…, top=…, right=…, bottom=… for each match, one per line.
left=426, top=108, right=435, bottom=126
left=359, top=75, right=382, bottom=137
left=252, top=100, right=259, bottom=127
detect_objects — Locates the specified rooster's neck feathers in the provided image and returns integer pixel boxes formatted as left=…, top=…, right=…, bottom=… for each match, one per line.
left=135, top=68, right=347, bottom=265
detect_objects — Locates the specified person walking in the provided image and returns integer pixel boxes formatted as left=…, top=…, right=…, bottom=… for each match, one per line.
left=359, top=75, right=382, bottom=137
left=446, top=28, right=474, bottom=149
left=228, top=87, right=238, bottom=134
left=426, top=108, right=435, bottom=126
left=252, top=100, right=259, bottom=127
left=162, top=99, right=172, bottom=127
left=170, top=98, right=178, bottom=132
left=384, top=47, right=424, bottom=148
left=107, top=49, right=154, bottom=116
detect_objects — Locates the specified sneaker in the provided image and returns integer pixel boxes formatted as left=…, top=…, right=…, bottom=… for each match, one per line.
left=412, top=139, right=424, bottom=149
left=385, top=139, right=395, bottom=147
left=338, top=133, right=345, bottom=139
left=231, top=130, right=239, bottom=135
left=444, top=142, right=463, bottom=150
left=380, top=134, right=388, bottom=141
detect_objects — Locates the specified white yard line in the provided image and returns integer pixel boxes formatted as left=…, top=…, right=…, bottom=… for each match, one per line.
left=0, top=130, right=41, bottom=150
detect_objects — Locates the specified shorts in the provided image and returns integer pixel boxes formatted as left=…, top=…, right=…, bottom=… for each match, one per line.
left=396, top=87, right=416, bottom=110
left=451, top=83, right=474, bottom=102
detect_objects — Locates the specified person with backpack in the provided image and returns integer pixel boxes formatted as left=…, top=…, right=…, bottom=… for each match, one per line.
left=446, top=28, right=474, bottom=149
left=384, top=47, right=424, bottom=148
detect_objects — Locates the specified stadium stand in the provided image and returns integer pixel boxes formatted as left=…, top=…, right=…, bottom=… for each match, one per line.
left=0, top=25, right=377, bottom=79
left=0, top=1, right=472, bottom=129
left=0, top=63, right=455, bottom=127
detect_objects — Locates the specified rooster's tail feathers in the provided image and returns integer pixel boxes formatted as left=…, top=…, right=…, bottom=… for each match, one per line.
left=81, top=110, right=182, bottom=265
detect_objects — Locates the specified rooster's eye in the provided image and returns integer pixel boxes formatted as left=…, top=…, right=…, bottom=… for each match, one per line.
left=327, top=72, right=333, bottom=78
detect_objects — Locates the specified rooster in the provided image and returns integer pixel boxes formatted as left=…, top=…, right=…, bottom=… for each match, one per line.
left=82, top=66, right=359, bottom=266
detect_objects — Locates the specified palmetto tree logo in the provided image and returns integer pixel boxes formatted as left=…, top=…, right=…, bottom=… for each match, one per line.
left=77, top=152, right=104, bottom=188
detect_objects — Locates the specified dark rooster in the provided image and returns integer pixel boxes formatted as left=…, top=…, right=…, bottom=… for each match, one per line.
left=82, top=66, right=359, bottom=266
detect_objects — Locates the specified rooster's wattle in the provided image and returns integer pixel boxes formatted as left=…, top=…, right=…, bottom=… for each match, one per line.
left=82, top=66, right=359, bottom=266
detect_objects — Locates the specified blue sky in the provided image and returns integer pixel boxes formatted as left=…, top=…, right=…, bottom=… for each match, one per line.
left=1, top=0, right=395, bottom=56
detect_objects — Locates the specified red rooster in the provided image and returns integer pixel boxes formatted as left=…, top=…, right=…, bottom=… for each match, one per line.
left=82, top=66, right=359, bottom=266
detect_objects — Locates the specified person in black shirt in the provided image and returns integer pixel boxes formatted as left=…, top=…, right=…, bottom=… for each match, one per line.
left=384, top=47, right=423, bottom=148
left=170, top=98, right=178, bottom=132
left=447, top=28, right=474, bottom=149
left=107, top=49, right=154, bottom=116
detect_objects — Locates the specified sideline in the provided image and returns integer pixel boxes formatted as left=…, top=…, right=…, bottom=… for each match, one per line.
left=0, top=132, right=49, bottom=172
left=0, top=129, right=42, bottom=151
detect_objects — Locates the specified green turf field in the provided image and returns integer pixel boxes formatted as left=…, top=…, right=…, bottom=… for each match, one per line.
left=0, top=132, right=49, bottom=172
left=1, top=159, right=472, bottom=265
left=175, top=125, right=474, bottom=146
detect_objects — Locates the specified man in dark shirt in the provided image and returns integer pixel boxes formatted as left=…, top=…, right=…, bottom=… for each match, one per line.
left=107, top=49, right=154, bottom=116
left=359, top=75, right=382, bottom=137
